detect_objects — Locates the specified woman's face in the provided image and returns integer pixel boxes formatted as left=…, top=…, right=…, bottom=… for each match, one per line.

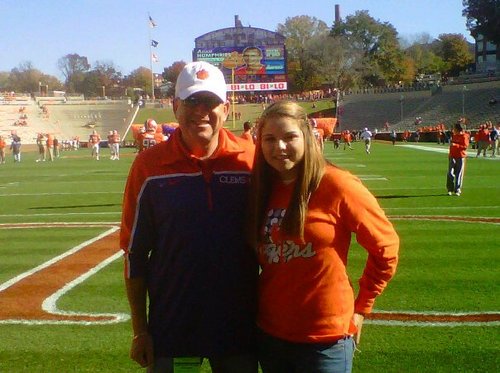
left=260, top=116, right=305, bottom=182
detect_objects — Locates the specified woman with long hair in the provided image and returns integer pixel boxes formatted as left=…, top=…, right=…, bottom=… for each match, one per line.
left=249, top=101, right=399, bottom=373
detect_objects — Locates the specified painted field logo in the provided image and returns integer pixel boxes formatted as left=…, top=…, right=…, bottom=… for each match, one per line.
left=0, top=223, right=129, bottom=325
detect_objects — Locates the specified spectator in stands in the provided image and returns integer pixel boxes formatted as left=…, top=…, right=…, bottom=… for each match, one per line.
left=249, top=100, right=399, bottom=373
left=88, top=130, right=101, bottom=160
left=0, top=135, right=6, bottom=164
left=447, top=121, right=470, bottom=196
left=122, top=61, right=258, bottom=372
left=360, top=127, right=373, bottom=154
left=10, top=131, right=21, bottom=162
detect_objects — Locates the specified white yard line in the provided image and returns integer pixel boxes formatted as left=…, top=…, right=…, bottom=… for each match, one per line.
left=40, top=250, right=129, bottom=325
left=398, top=144, right=499, bottom=159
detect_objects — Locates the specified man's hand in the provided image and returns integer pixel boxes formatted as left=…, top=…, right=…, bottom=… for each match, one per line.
left=130, top=333, right=154, bottom=367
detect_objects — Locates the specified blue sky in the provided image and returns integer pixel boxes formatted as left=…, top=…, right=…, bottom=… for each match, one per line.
left=0, top=0, right=473, bottom=79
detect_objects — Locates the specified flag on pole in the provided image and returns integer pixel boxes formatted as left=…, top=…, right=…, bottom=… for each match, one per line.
left=152, top=53, right=159, bottom=63
left=149, top=15, right=157, bottom=28
left=151, top=39, right=159, bottom=47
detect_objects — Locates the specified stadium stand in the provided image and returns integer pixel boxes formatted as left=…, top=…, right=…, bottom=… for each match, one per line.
left=0, top=96, right=137, bottom=145
left=339, top=80, right=500, bottom=131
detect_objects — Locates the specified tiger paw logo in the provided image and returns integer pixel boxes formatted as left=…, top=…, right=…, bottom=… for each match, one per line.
left=196, top=69, right=209, bottom=80
left=263, top=208, right=286, bottom=244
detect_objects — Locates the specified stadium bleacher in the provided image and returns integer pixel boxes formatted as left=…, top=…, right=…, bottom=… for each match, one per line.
left=1, top=80, right=498, bottom=145
left=339, top=80, right=500, bottom=131
left=0, top=97, right=137, bottom=145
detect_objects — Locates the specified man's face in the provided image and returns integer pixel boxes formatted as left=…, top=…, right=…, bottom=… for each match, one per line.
left=243, top=49, right=262, bottom=68
left=173, top=92, right=229, bottom=153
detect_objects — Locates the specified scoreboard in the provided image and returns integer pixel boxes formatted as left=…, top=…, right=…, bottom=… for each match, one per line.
left=194, top=45, right=287, bottom=92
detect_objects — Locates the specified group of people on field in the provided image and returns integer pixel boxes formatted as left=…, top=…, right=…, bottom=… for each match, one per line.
left=35, top=132, right=59, bottom=162
left=87, top=129, right=121, bottom=161
left=472, top=121, right=499, bottom=157
left=121, top=61, right=400, bottom=373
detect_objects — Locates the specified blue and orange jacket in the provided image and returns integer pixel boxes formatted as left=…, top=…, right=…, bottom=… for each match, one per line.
left=121, top=128, right=258, bottom=357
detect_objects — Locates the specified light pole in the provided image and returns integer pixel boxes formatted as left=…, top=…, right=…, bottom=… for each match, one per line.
left=45, top=85, right=49, bottom=96
left=462, top=85, right=467, bottom=116
left=400, top=94, right=405, bottom=122
left=38, top=81, right=42, bottom=95
left=102, top=85, right=106, bottom=98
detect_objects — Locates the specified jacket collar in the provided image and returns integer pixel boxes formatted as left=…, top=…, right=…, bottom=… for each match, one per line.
left=158, top=127, right=244, bottom=165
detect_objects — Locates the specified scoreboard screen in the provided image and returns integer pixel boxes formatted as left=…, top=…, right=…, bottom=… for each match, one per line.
left=194, top=45, right=287, bottom=92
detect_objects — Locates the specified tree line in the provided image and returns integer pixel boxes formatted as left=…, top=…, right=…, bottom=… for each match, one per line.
left=0, top=1, right=495, bottom=97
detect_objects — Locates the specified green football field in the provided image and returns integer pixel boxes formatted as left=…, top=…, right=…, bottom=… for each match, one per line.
left=0, top=137, right=498, bottom=372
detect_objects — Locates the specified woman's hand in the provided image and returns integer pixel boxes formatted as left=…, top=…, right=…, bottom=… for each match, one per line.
left=353, top=313, right=365, bottom=345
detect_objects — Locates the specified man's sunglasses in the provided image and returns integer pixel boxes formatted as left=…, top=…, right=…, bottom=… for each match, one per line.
left=182, top=95, right=223, bottom=108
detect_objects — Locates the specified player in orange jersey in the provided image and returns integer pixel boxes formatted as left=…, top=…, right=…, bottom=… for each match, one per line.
left=342, top=130, right=353, bottom=150
left=88, top=130, right=101, bottom=160
left=46, top=133, right=54, bottom=161
left=0, top=135, right=6, bottom=164
left=111, top=130, right=121, bottom=160
left=137, top=119, right=159, bottom=152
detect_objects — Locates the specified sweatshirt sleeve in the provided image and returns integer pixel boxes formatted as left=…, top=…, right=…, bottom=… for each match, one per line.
left=341, top=174, right=399, bottom=314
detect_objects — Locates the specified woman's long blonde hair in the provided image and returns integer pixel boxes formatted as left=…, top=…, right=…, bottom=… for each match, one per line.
left=248, top=101, right=326, bottom=246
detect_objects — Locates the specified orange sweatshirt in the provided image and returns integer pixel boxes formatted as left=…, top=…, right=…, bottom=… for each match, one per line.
left=257, top=165, right=399, bottom=343
left=449, top=132, right=470, bottom=158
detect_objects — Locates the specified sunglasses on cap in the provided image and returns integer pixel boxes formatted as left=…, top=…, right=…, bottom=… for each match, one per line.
left=182, top=95, right=223, bottom=108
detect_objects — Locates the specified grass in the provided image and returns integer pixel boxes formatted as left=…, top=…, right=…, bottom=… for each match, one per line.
left=0, top=130, right=499, bottom=372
